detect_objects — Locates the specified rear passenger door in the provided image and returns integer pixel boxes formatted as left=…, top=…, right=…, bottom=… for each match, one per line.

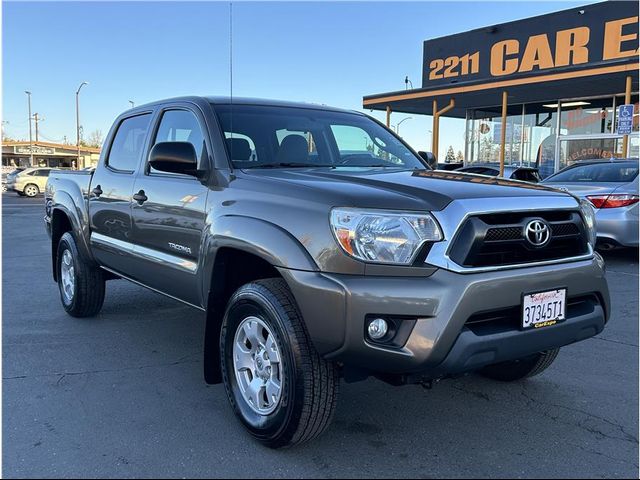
left=89, top=112, right=152, bottom=273
left=33, top=169, right=51, bottom=191
left=128, top=105, right=211, bottom=307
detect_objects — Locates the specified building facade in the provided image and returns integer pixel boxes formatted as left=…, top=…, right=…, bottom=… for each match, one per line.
left=1, top=141, right=101, bottom=173
left=363, top=1, right=639, bottom=177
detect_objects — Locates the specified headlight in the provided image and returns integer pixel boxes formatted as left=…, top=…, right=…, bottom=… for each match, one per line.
left=579, top=199, right=597, bottom=248
left=330, top=208, right=443, bottom=264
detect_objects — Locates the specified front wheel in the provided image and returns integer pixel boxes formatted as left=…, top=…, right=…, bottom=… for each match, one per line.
left=220, top=278, right=339, bottom=448
left=57, top=232, right=105, bottom=317
left=477, top=349, right=560, bottom=382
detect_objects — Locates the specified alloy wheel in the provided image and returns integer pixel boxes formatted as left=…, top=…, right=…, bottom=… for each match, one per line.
left=233, top=316, right=283, bottom=415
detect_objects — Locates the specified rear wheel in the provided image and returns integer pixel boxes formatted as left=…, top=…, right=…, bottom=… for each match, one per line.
left=23, top=183, right=39, bottom=197
left=56, top=232, right=105, bottom=317
left=220, top=278, right=339, bottom=448
left=478, top=349, right=560, bottom=382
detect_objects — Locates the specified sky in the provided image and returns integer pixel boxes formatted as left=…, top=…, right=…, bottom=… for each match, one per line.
left=3, top=0, right=592, bottom=155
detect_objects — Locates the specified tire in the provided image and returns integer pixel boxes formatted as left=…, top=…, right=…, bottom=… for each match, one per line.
left=23, top=183, right=40, bottom=197
left=56, top=231, right=105, bottom=317
left=478, top=349, right=560, bottom=382
left=220, top=278, right=339, bottom=448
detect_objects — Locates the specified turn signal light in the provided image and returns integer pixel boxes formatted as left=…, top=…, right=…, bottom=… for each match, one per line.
left=586, top=194, right=639, bottom=209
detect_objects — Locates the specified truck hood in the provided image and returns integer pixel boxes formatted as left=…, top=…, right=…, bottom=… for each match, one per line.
left=240, top=167, right=570, bottom=211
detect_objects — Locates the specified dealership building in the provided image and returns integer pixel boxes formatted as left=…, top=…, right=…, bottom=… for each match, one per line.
left=363, top=1, right=639, bottom=177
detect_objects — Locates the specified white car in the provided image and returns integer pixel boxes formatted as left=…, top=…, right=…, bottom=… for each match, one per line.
left=6, top=167, right=52, bottom=197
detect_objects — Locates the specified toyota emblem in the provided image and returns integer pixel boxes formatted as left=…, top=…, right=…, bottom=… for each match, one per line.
left=525, top=220, right=551, bottom=247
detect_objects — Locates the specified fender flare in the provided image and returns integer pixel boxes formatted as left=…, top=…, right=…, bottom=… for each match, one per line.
left=201, top=215, right=318, bottom=297
left=50, top=189, right=95, bottom=279
left=201, top=215, right=318, bottom=384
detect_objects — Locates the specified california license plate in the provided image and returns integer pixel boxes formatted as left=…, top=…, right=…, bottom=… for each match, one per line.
left=522, top=289, right=566, bottom=329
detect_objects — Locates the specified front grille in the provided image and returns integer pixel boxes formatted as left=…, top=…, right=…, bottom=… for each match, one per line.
left=448, top=210, right=589, bottom=268
left=485, top=227, right=522, bottom=242
left=465, top=294, right=600, bottom=335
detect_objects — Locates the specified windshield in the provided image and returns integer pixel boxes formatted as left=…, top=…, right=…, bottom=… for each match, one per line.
left=544, top=162, right=639, bottom=183
left=214, top=104, right=426, bottom=170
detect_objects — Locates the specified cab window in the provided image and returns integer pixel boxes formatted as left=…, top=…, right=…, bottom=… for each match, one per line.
left=107, top=114, right=152, bottom=172
left=151, top=110, right=206, bottom=175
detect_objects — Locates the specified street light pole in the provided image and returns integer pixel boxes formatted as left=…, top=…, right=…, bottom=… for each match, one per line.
left=396, top=117, right=412, bottom=136
left=76, top=81, right=88, bottom=169
left=129, top=100, right=135, bottom=108
left=25, top=91, right=34, bottom=167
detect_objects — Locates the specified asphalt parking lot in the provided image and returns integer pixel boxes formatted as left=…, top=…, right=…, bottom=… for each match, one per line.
left=2, top=192, right=638, bottom=479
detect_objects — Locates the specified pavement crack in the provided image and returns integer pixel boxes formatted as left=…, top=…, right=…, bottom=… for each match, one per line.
left=591, top=336, right=639, bottom=348
left=450, top=384, right=492, bottom=401
left=3, top=353, right=199, bottom=381
left=519, top=385, right=638, bottom=445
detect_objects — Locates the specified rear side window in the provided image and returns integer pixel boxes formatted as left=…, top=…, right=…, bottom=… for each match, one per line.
left=107, top=114, right=151, bottom=172
left=546, top=163, right=639, bottom=183
left=34, top=169, right=51, bottom=177
left=513, top=169, right=540, bottom=182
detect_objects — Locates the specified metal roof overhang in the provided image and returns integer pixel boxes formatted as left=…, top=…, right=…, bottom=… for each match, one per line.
left=363, top=62, right=639, bottom=118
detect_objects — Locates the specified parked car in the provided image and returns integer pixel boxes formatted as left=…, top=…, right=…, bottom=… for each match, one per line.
left=45, top=96, right=609, bottom=448
left=437, top=162, right=463, bottom=171
left=3, top=167, right=26, bottom=192
left=456, top=163, right=541, bottom=182
left=7, top=167, right=52, bottom=197
left=542, top=159, right=639, bottom=249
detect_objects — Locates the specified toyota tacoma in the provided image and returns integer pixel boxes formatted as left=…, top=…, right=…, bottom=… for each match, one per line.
left=45, top=97, right=609, bottom=448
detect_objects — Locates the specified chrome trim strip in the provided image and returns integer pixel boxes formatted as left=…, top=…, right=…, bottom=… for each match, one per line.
left=100, top=266, right=205, bottom=311
left=91, top=232, right=198, bottom=274
left=426, top=196, right=594, bottom=274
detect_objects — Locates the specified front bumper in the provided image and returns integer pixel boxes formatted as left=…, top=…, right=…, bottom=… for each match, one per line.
left=280, top=255, right=609, bottom=377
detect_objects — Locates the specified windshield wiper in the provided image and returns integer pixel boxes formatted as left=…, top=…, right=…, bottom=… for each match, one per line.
left=245, top=162, right=336, bottom=169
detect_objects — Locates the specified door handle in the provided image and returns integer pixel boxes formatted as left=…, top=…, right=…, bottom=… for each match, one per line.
left=133, top=190, right=148, bottom=205
left=91, top=185, right=103, bottom=197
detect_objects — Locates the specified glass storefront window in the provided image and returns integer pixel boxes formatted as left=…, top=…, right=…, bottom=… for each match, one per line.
left=558, top=136, right=621, bottom=171
left=464, top=95, right=638, bottom=178
left=521, top=106, right=560, bottom=176
left=559, top=98, right=615, bottom=136
left=466, top=107, right=523, bottom=165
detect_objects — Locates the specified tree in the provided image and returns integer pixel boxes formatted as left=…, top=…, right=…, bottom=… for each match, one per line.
left=445, top=145, right=456, bottom=163
left=83, top=129, right=104, bottom=148
left=456, top=150, right=464, bottom=162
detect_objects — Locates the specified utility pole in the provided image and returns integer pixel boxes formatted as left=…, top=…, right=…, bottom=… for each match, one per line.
left=32, top=113, right=44, bottom=142
left=76, top=81, right=89, bottom=168
left=25, top=91, right=34, bottom=166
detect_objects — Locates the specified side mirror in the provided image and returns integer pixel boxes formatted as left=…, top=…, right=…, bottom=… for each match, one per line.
left=418, top=151, right=437, bottom=170
left=149, top=142, right=198, bottom=176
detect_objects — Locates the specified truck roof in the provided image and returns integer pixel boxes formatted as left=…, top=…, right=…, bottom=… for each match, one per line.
left=128, top=96, right=363, bottom=116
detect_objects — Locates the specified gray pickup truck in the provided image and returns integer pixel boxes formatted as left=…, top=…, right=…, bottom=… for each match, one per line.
left=45, top=96, right=610, bottom=448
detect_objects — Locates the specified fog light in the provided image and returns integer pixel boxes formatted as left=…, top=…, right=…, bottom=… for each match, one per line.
left=367, top=318, right=388, bottom=340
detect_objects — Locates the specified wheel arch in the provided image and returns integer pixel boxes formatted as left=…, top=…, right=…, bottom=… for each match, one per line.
left=49, top=193, right=94, bottom=281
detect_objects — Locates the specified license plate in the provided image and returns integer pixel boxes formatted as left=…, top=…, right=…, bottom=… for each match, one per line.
left=522, top=288, right=566, bottom=329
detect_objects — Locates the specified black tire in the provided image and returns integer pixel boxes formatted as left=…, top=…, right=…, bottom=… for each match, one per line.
left=478, top=349, right=560, bottom=382
left=56, top=231, right=105, bottom=317
left=23, top=183, right=39, bottom=197
left=220, top=278, right=339, bottom=448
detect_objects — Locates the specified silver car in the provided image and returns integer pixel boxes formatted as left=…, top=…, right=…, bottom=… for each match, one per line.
left=543, top=159, right=639, bottom=249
